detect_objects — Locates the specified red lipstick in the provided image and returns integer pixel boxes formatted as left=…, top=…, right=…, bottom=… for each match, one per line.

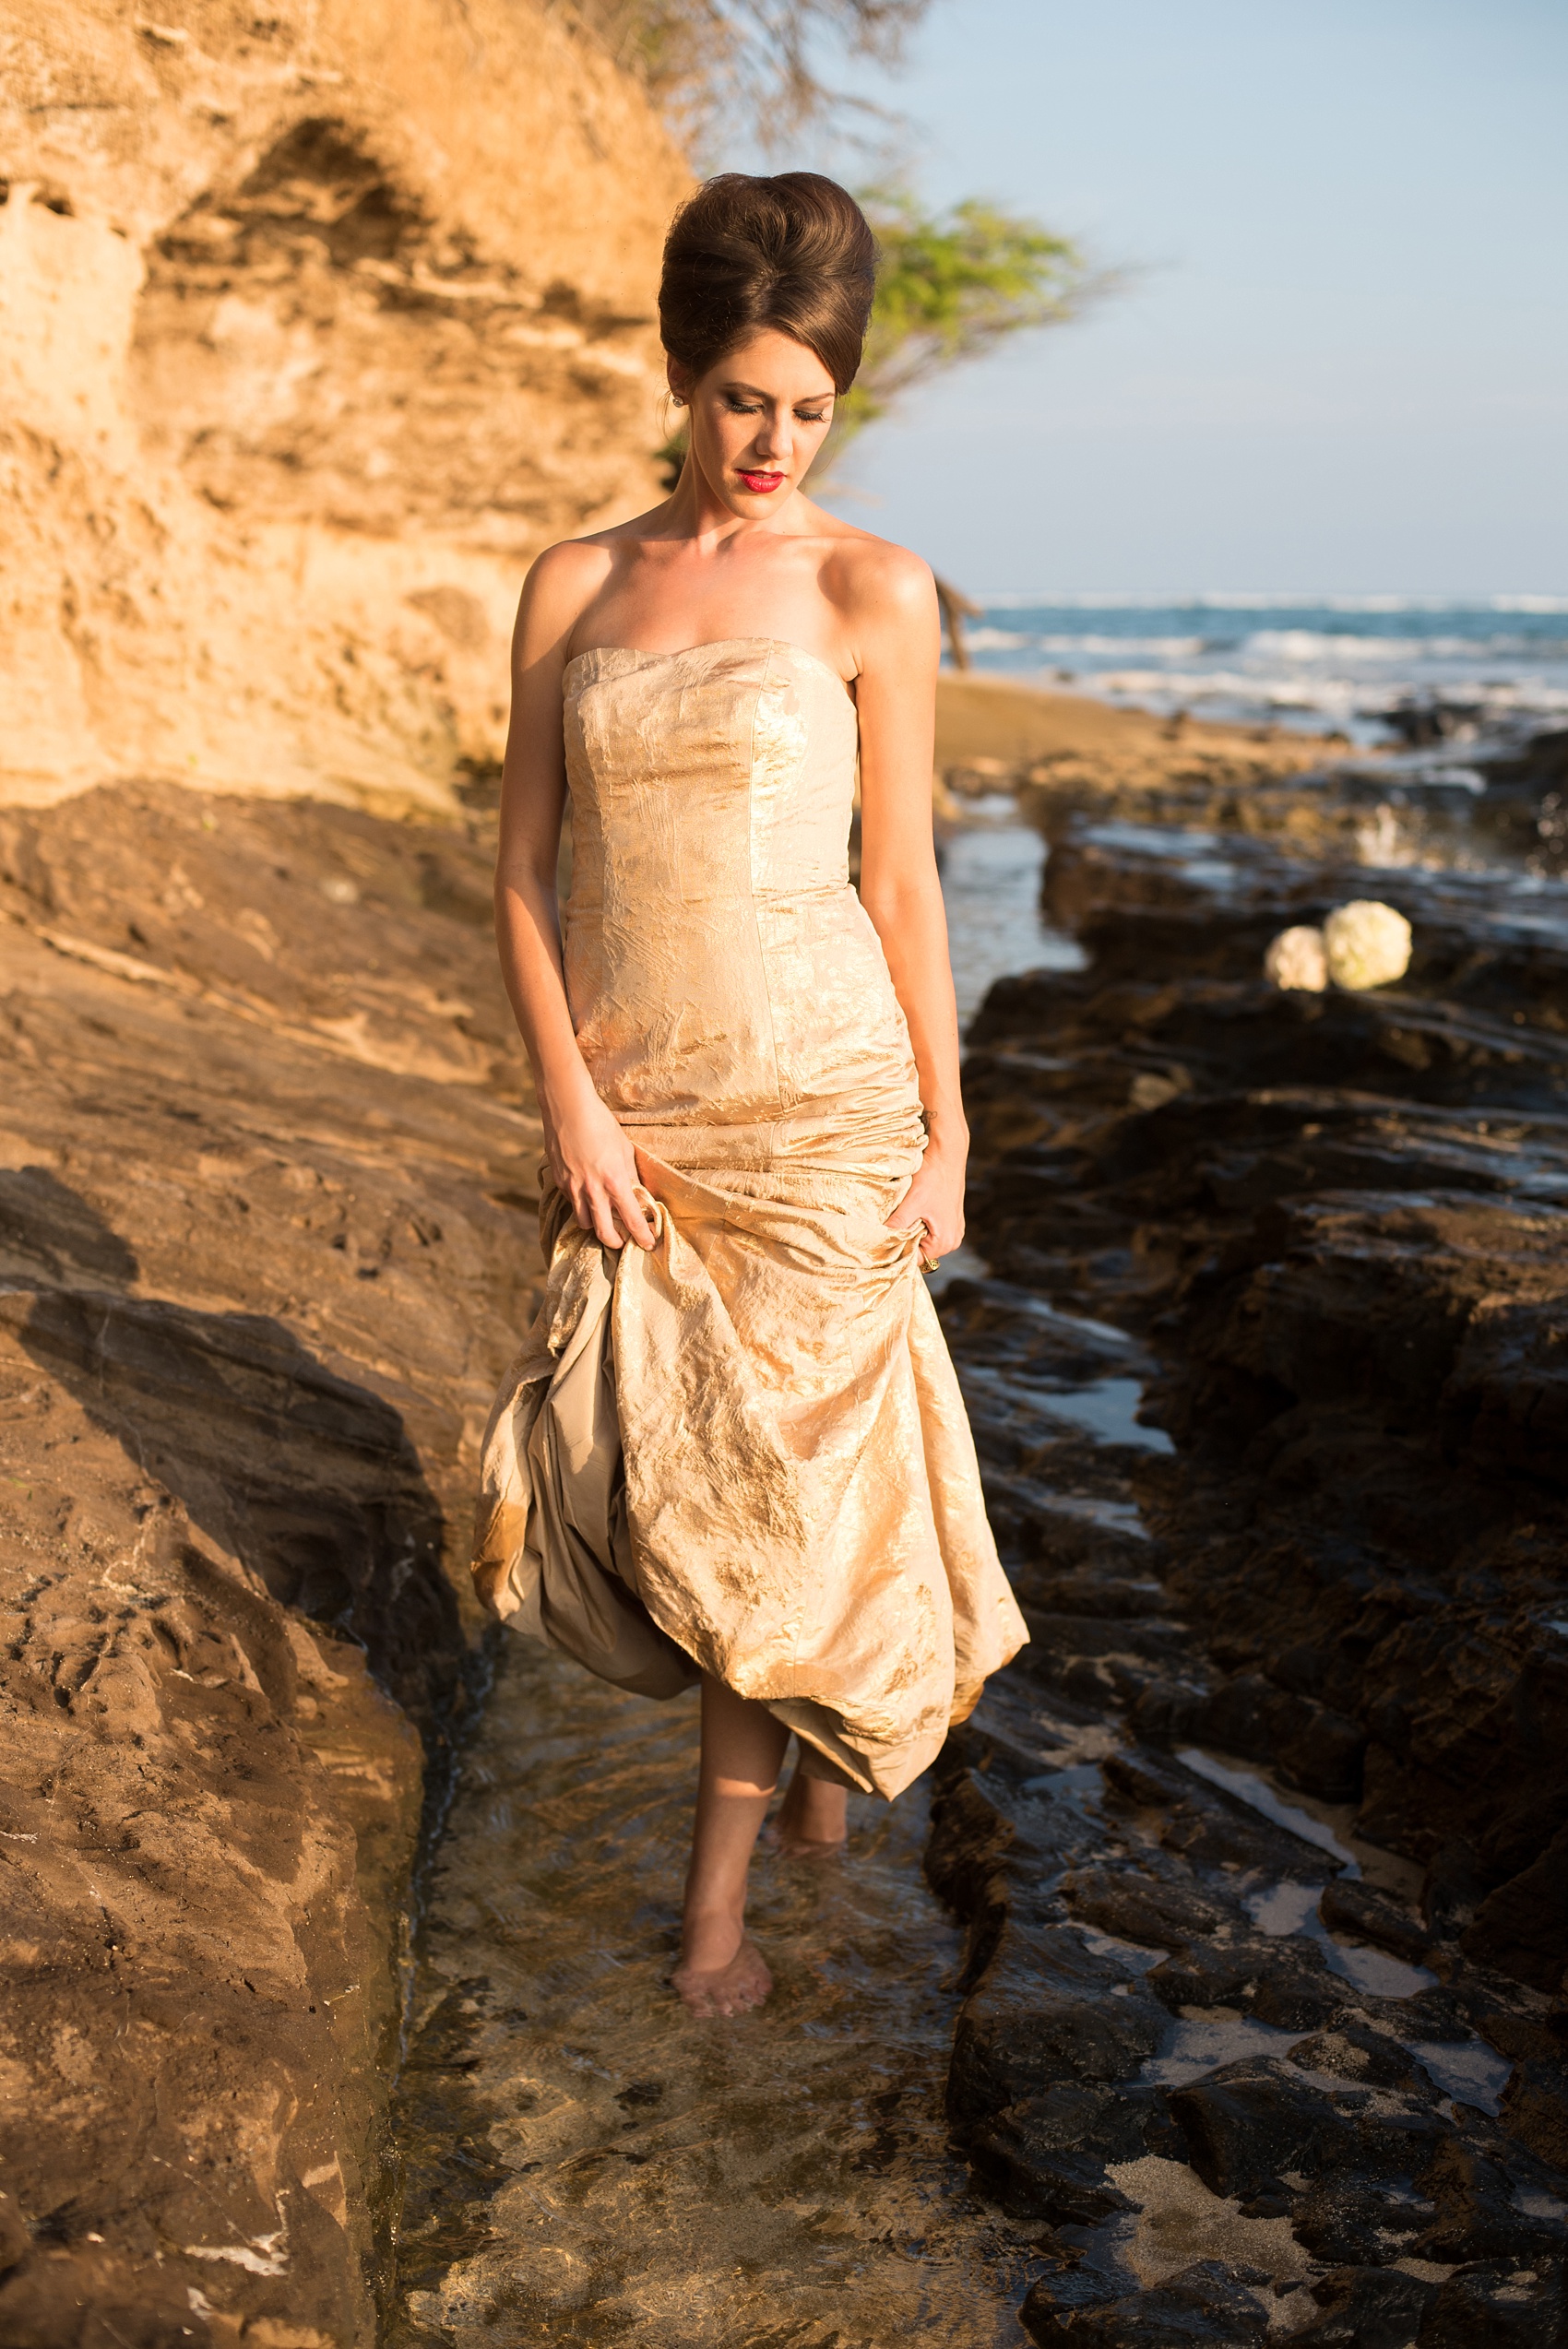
left=740, top=470, right=785, bottom=494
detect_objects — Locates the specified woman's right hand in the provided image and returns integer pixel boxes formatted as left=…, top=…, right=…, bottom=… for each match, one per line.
left=545, top=1087, right=657, bottom=1251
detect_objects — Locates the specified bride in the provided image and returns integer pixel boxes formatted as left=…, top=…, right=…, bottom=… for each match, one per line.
left=474, top=171, right=1026, bottom=2018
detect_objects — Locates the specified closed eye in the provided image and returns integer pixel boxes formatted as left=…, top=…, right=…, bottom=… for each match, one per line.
left=720, top=397, right=833, bottom=422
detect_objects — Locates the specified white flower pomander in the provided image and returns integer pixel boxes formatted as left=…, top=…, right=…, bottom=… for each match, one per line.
left=1323, top=898, right=1412, bottom=991
left=1264, top=925, right=1328, bottom=991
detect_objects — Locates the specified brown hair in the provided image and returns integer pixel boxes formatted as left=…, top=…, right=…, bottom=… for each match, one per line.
left=659, top=172, right=877, bottom=397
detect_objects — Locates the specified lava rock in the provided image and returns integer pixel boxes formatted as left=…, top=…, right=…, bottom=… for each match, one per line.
left=1287, top=2264, right=1437, bottom=2347
left=1418, top=2258, right=1568, bottom=2347
left=949, top=1957, right=1168, bottom=2120
left=1169, top=2060, right=1361, bottom=2201
left=968, top=2085, right=1179, bottom=2224
left=1318, top=1880, right=1434, bottom=1966
left=1195, top=1672, right=1366, bottom=1803
left=1500, top=2059, right=1568, bottom=2173
left=1021, top=2260, right=1272, bottom=2345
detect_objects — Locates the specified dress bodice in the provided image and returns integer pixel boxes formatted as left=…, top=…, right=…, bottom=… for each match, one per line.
left=562, top=639, right=921, bottom=1151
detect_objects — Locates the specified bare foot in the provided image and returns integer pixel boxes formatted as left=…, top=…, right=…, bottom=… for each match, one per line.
left=770, top=1768, right=848, bottom=1858
left=671, top=1911, right=773, bottom=2018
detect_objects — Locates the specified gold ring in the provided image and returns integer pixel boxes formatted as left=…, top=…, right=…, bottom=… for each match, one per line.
left=921, top=1256, right=942, bottom=1275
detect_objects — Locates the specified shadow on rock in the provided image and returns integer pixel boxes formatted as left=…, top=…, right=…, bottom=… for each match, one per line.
left=0, top=1164, right=140, bottom=1288
left=5, top=1174, right=460, bottom=1750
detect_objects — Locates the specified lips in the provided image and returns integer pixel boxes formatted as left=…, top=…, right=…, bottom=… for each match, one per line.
left=739, top=471, right=785, bottom=494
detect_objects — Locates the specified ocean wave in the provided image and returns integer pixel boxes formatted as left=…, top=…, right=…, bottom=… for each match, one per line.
left=1046, top=667, right=1568, bottom=722
left=1036, top=634, right=1212, bottom=658
left=980, top=591, right=1568, bottom=615
left=988, top=628, right=1568, bottom=663
left=1239, top=629, right=1568, bottom=664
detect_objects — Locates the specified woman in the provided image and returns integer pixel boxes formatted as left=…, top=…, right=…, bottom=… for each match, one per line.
left=473, top=172, right=1027, bottom=2019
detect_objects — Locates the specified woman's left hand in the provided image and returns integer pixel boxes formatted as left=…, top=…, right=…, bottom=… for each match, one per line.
left=886, top=1124, right=968, bottom=1267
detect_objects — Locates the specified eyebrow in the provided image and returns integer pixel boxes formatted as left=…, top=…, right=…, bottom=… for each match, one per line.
left=720, top=380, right=835, bottom=403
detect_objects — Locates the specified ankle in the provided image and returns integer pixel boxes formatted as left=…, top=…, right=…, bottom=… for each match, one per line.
left=679, top=1904, right=746, bottom=1969
left=683, top=1893, right=744, bottom=1929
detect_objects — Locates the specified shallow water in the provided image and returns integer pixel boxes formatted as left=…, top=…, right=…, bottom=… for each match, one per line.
left=390, top=1641, right=1039, bottom=2345
left=939, top=812, right=1083, bottom=1027
left=386, top=814, right=1068, bottom=2341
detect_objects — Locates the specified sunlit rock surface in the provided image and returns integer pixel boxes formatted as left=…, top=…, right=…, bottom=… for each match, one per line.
left=0, top=777, right=544, bottom=2340
left=0, top=0, right=686, bottom=807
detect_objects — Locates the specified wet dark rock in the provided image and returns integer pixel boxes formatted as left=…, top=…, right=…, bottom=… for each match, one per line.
left=1099, top=1745, right=1342, bottom=1880
left=941, top=794, right=1568, bottom=2342
left=961, top=830, right=1568, bottom=1964
left=1288, top=2264, right=1436, bottom=2347
left=949, top=1929, right=1168, bottom=2114
left=1418, top=2131, right=1568, bottom=2265
left=1193, top=1672, right=1365, bottom=1803
left=1418, top=2259, right=1568, bottom=2347
left=1319, top=1880, right=1434, bottom=1965
left=1462, top=1821, right=1568, bottom=1994
left=1021, top=2260, right=1272, bottom=2344
left=1501, top=2060, right=1568, bottom=2172
left=1170, top=2060, right=1366, bottom=2200
left=1289, top=2023, right=1431, bottom=2092
left=1061, top=1858, right=1242, bottom=1950
left=967, top=2085, right=1173, bottom=2224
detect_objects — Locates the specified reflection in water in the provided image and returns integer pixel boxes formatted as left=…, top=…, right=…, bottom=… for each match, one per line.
left=392, top=1642, right=1037, bottom=2345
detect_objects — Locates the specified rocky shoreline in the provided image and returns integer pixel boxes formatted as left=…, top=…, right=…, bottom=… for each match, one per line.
left=3, top=711, right=1565, bottom=2345
left=931, top=728, right=1568, bottom=2342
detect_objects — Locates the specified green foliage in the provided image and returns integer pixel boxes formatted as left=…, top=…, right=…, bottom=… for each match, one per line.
left=837, top=188, right=1098, bottom=447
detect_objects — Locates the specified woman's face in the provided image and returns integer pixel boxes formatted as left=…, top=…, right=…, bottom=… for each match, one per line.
left=671, top=328, right=837, bottom=516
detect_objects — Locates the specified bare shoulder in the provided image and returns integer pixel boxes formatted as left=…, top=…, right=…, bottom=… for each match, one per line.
left=514, top=536, right=614, bottom=666
left=817, top=526, right=940, bottom=681
left=814, top=518, right=937, bottom=664
left=524, top=533, right=612, bottom=608
left=517, top=503, right=671, bottom=652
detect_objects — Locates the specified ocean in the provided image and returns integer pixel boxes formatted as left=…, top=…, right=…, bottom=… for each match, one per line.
left=959, top=596, right=1568, bottom=745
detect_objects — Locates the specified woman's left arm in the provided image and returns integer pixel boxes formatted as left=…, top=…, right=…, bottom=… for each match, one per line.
left=852, top=553, right=968, bottom=1263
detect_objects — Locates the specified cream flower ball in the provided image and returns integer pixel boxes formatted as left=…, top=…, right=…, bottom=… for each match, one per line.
left=1264, top=925, right=1329, bottom=991
left=1323, top=899, right=1412, bottom=991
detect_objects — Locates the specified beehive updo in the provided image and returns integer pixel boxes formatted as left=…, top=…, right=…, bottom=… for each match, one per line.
left=658, top=172, right=878, bottom=397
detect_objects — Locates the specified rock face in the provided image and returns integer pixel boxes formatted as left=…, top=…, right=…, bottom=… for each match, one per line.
left=0, top=0, right=687, bottom=806
left=0, top=778, right=544, bottom=2343
left=931, top=790, right=1568, bottom=2340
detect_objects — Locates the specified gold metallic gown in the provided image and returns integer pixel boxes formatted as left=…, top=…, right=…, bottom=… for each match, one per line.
left=471, top=639, right=1027, bottom=1797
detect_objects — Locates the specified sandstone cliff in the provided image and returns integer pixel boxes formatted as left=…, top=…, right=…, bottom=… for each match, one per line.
left=0, top=0, right=688, bottom=809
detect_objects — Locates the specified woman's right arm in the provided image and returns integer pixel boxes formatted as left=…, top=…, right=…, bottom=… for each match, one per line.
left=493, top=548, right=655, bottom=1250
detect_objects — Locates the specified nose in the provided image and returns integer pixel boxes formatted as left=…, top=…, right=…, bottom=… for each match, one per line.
left=754, top=406, right=790, bottom=465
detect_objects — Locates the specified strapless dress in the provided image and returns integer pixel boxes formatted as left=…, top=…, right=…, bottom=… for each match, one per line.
left=471, top=640, right=1026, bottom=1797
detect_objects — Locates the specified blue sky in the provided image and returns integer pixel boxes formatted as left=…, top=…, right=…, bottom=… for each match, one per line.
left=782, top=0, right=1568, bottom=596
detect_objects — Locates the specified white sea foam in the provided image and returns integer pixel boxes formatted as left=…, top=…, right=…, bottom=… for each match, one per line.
left=956, top=596, right=1568, bottom=741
